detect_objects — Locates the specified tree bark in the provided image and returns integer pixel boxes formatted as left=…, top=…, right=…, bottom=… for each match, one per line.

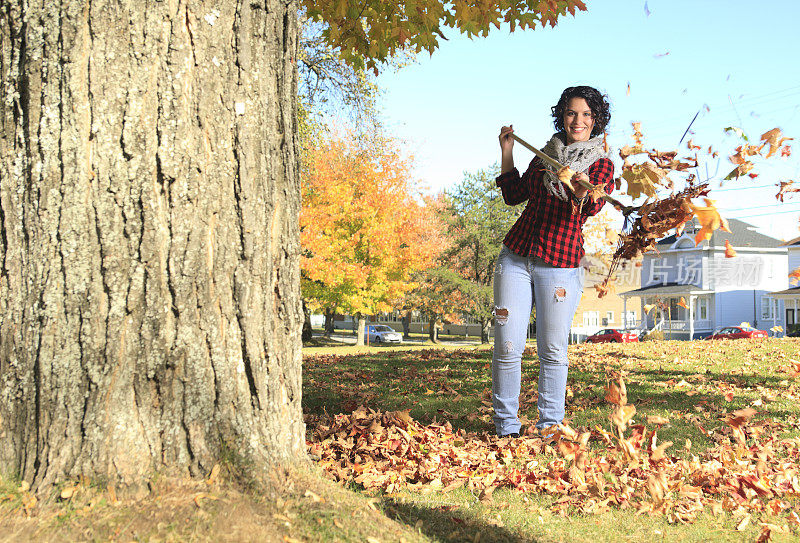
left=301, top=300, right=313, bottom=342
left=0, top=0, right=303, bottom=490
left=480, top=318, right=490, bottom=344
left=427, top=318, right=440, bottom=343
left=355, top=313, right=365, bottom=346
left=401, top=310, right=411, bottom=339
left=323, top=308, right=334, bottom=337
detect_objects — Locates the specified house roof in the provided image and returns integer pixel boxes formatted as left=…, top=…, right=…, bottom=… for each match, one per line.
left=782, top=235, right=800, bottom=247
left=620, top=282, right=714, bottom=298
left=768, top=285, right=800, bottom=296
left=656, top=218, right=784, bottom=249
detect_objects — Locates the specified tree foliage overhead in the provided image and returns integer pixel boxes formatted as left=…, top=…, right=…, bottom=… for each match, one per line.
left=301, top=0, right=588, bottom=70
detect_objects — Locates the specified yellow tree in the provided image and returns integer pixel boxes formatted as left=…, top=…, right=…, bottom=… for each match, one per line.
left=301, top=133, right=436, bottom=345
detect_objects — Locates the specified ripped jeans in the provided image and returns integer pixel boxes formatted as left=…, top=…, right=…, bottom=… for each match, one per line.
left=491, top=245, right=583, bottom=435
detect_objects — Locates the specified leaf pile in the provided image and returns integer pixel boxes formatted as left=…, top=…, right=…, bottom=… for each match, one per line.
left=308, top=374, right=800, bottom=528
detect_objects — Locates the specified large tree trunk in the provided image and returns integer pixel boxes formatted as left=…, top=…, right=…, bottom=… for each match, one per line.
left=0, top=0, right=303, bottom=490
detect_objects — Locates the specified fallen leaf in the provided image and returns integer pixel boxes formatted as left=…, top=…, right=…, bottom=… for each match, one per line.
left=736, top=514, right=751, bottom=531
left=304, top=489, right=323, bottom=503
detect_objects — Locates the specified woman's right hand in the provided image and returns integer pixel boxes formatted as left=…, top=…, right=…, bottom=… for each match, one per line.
left=499, top=125, right=514, bottom=153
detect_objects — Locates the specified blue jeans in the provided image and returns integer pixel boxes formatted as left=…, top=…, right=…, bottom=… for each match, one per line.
left=491, top=245, right=583, bottom=435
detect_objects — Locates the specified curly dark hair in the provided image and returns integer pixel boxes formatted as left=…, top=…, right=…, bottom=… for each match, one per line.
left=551, top=86, right=611, bottom=137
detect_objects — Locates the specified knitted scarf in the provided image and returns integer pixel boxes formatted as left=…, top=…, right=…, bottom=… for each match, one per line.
left=540, top=132, right=609, bottom=201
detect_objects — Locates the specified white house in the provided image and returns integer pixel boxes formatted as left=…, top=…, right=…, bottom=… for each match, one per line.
left=620, top=218, right=789, bottom=339
left=760, top=237, right=800, bottom=336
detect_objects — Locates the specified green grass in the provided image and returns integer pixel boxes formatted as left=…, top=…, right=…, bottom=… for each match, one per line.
left=303, top=338, right=800, bottom=542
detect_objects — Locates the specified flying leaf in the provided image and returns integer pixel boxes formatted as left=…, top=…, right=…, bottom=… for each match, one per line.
left=770, top=325, right=783, bottom=333
left=689, top=198, right=731, bottom=245
left=724, top=126, right=749, bottom=141
left=776, top=180, right=799, bottom=202
left=610, top=404, right=636, bottom=434
left=723, top=162, right=755, bottom=180
left=724, top=239, right=737, bottom=258
left=644, top=303, right=655, bottom=314
left=677, top=297, right=688, bottom=309
left=650, top=441, right=673, bottom=462
left=619, top=145, right=646, bottom=159
left=621, top=163, right=665, bottom=199
left=727, top=407, right=757, bottom=429
left=686, top=139, right=701, bottom=151
left=604, top=376, right=627, bottom=406
left=791, top=267, right=800, bottom=285
left=760, top=127, right=793, bottom=158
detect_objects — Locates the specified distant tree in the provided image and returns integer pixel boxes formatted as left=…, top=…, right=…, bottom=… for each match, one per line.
left=300, top=133, right=436, bottom=345
left=439, top=166, right=521, bottom=342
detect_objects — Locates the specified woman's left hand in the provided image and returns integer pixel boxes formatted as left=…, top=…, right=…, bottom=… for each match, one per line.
left=571, top=172, right=590, bottom=198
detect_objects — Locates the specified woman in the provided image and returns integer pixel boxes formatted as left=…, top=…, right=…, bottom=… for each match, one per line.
left=493, top=85, right=614, bottom=437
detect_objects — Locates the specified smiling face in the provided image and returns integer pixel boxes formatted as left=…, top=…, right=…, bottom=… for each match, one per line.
left=563, top=97, right=595, bottom=144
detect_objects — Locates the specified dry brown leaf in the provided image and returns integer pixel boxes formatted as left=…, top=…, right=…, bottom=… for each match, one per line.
left=760, top=128, right=793, bottom=158
left=776, top=180, right=799, bottom=202
left=604, top=376, right=627, bottom=406
left=727, top=407, right=757, bottom=429
left=304, top=489, right=323, bottom=503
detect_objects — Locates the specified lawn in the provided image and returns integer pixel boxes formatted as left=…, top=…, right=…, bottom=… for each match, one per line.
left=303, top=338, right=800, bottom=542
left=3, top=339, right=798, bottom=542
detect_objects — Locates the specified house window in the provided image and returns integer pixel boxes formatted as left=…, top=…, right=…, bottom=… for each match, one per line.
left=623, top=311, right=637, bottom=327
left=698, top=298, right=709, bottom=320
left=761, top=297, right=776, bottom=321
left=606, top=311, right=614, bottom=324
left=583, top=311, right=600, bottom=327
left=787, top=309, right=795, bottom=325
left=648, top=258, right=670, bottom=285
left=668, top=298, right=686, bottom=321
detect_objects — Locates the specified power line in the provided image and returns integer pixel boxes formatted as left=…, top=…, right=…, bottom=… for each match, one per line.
left=721, top=201, right=800, bottom=213
left=727, top=207, right=800, bottom=218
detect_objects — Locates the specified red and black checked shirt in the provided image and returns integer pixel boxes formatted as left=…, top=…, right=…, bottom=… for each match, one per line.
left=495, top=156, right=615, bottom=268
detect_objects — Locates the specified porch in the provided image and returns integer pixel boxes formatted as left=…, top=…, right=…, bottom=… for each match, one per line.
left=768, top=286, right=800, bottom=336
left=620, top=282, right=715, bottom=340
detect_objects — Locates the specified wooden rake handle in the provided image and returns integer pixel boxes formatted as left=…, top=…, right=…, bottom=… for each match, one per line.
left=511, top=134, right=635, bottom=215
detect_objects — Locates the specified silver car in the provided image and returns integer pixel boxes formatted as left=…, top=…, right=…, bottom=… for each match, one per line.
left=365, top=324, right=403, bottom=344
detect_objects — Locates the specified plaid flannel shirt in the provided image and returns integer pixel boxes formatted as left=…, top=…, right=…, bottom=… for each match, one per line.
left=495, top=156, right=615, bottom=268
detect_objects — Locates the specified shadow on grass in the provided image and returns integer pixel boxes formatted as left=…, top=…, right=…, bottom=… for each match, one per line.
left=382, top=497, right=534, bottom=543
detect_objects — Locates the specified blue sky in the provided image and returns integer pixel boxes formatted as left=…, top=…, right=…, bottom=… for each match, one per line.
left=374, top=0, right=800, bottom=240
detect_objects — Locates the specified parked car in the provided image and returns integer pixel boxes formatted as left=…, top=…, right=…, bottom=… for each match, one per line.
left=585, top=329, right=639, bottom=344
left=704, top=325, right=768, bottom=340
left=365, top=324, right=403, bottom=344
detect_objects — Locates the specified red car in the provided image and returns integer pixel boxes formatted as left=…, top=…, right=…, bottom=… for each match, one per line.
left=705, top=325, right=768, bottom=340
left=585, top=329, right=639, bottom=343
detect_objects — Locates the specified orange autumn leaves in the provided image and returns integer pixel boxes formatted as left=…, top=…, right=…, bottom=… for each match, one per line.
left=308, top=367, right=800, bottom=525
left=301, top=134, right=437, bottom=315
